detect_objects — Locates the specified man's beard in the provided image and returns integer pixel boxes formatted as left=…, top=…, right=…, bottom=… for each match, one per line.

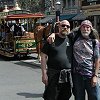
left=61, top=30, right=69, bottom=36
left=81, top=31, right=90, bottom=38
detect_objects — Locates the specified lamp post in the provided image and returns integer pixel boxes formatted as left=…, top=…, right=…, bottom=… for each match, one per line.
left=54, top=1, right=61, bottom=33
left=55, top=1, right=61, bottom=22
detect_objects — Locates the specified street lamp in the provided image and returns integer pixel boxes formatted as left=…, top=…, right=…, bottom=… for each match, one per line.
left=55, top=1, right=61, bottom=22
left=54, top=1, right=61, bottom=33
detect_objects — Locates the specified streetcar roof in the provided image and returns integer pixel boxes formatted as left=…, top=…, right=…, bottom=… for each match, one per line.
left=0, top=10, right=45, bottom=20
left=6, top=13, right=44, bottom=19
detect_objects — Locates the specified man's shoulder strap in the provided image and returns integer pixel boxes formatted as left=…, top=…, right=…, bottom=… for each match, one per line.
left=92, top=39, right=96, bottom=49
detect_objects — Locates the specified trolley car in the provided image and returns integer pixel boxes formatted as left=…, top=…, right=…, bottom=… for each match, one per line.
left=0, top=9, right=44, bottom=57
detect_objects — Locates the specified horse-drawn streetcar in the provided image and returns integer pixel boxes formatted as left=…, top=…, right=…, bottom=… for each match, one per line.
left=0, top=9, right=44, bottom=58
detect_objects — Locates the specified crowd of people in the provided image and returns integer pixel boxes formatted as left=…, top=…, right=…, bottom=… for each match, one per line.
left=0, top=19, right=26, bottom=50
left=0, top=19, right=26, bottom=40
left=10, top=19, right=26, bottom=36
left=40, top=19, right=100, bottom=100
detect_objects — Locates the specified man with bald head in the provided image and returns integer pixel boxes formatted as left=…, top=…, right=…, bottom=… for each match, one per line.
left=49, top=20, right=71, bottom=43
left=41, top=20, right=72, bottom=100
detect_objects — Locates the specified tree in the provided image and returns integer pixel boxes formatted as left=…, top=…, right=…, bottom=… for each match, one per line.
left=17, top=0, right=45, bottom=13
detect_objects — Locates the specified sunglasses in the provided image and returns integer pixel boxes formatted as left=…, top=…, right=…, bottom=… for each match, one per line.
left=61, top=24, right=70, bottom=28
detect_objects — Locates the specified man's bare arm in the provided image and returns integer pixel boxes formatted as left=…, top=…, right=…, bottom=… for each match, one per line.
left=92, top=58, right=100, bottom=87
left=41, top=52, right=48, bottom=85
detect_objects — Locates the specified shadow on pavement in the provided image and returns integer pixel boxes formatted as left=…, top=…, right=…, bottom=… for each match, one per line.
left=14, top=60, right=40, bottom=69
left=0, top=54, right=40, bottom=69
left=0, top=54, right=37, bottom=61
left=17, top=92, right=43, bottom=98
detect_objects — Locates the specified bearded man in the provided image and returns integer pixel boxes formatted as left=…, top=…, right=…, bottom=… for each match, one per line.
left=41, top=20, right=73, bottom=100
left=47, top=20, right=100, bottom=100
left=72, top=20, right=100, bottom=100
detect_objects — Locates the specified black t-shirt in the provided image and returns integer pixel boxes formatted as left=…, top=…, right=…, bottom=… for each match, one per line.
left=14, top=24, right=22, bottom=32
left=41, top=35, right=72, bottom=70
left=13, top=24, right=22, bottom=36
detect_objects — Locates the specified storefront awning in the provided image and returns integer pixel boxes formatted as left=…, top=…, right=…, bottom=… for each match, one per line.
left=72, top=12, right=87, bottom=20
left=37, top=14, right=77, bottom=23
left=60, top=14, right=77, bottom=20
left=37, top=15, right=55, bottom=23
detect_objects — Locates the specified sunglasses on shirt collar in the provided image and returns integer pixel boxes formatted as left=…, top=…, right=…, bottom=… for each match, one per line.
left=61, top=24, right=70, bottom=28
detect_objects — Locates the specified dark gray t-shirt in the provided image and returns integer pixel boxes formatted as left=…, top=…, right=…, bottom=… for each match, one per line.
left=41, top=35, right=72, bottom=70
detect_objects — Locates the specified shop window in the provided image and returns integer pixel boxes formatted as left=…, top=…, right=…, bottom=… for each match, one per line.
left=68, top=0, right=75, bottom=8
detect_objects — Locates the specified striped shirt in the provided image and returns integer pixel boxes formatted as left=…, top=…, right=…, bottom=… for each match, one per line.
left=73, top=37, right=100, bottom=77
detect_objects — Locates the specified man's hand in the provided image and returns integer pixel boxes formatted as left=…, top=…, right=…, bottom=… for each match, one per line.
left=42, top=71, right=48, bottom=86
left=47, top=33, right=55, bottom=44
left=91, top=76, right=98, bottom=87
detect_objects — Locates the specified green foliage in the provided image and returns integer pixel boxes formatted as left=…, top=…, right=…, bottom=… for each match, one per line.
left=17, top=0, right=44, bottom=13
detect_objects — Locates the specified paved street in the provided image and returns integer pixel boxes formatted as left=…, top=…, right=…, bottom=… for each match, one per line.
left=0, top=55, right=44, bottom=100
left=0, top=54, right=75, bottom=100
left=0, top=53, right=100, bottom=100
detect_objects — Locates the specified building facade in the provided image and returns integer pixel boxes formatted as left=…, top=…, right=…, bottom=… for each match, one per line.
left=82, top=0, right=100, bottom=34
left=45, top=0, right=82, bottom=15
left=44, top=0, right=100, bottom=32
left=44, top=0, right=83, bottom=28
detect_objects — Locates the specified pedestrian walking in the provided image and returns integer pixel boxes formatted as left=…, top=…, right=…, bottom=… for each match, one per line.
left=47, top=20, right=100, bottom=100
left=41, top=20, right=73, bottom=100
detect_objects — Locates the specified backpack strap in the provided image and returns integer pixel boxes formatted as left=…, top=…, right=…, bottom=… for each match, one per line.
left=92, top=39, right=96, bottom=73
left=92, top=39, right=96, bottom=61
left=92, top=39, right=96, bottom=49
